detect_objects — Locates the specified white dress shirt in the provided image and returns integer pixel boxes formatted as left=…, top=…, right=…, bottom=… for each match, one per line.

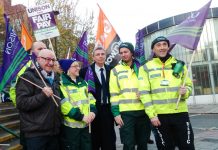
left=94, top=64, right=108, bottom=104
left=95, top=64, right=106, bottom=84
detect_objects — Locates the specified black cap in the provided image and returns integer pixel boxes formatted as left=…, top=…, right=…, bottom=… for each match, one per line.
left=119, top=42, right=134, bottom=55
left=151, top=36, right=170, bottom=49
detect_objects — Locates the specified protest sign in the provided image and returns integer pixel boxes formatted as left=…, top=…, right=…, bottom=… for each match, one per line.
left=27, top=3, right=60, bottom=41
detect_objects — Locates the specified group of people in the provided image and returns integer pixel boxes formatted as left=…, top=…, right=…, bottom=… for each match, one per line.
left=10, top=36, right=195, bottom=150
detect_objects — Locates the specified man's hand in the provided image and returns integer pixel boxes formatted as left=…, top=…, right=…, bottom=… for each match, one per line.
left=42, top=87, right=53, bottom=97
left=150, top=116, right=161, bottom=127
left=179, top=85, right=187, bottom=95
left=114, top=115, right=124, bottom=127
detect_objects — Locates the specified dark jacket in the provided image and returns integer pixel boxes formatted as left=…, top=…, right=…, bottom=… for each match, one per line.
left=16, top=68, right=62, bottom=138
left=79, top=63, right=111, bottom=105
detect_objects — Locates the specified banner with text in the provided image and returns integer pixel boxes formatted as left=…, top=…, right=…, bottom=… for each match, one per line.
left=96, top=5, right=122, bottom=67
left=27, top=3, right=60, bottom=41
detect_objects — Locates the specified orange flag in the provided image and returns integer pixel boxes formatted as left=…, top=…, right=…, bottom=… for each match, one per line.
left=21, top=23, right=33, bottom=51
left=96, top=5, right=121, bottom=67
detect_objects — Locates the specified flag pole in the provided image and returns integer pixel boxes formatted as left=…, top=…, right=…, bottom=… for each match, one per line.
left=175, top=50, right=196, bottom=109
left=88, top=95, right=91, bottom=133
left=48, top=38, right=57, bottom=59
left=48, top=38, right=54, bottom=52
left=85, top=89, right=91, bottom=133
left=66, top=47, right=71, bottom=59
left=31, top=60, right=59, bottom=107
left=19, top=76, right=61, bottom=100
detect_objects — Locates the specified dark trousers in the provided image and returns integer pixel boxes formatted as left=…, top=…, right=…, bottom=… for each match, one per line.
left=91, top=104, right=116, bottom=150
left=120, top=110, right=151, bottom=150
left=61, top=125, right=91, bottom=150
left=154, top=113, right=195, bottom=150
left=25, top=135, right=59, bottom=150
left=20, top=131, right=27, bottom=150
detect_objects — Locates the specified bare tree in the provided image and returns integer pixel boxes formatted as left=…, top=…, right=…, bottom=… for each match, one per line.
left=35, top=0, right=95, bottom=59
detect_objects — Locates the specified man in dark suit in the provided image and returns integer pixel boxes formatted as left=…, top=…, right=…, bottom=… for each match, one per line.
left=80, top=46, right=116, bottom=150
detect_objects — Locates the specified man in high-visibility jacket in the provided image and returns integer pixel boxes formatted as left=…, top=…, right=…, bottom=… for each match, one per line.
left=110, top=42, right=150, bottom=150
left=9, top=41, right=47, bottom=106
left=138, top=36, right=195, bottom=150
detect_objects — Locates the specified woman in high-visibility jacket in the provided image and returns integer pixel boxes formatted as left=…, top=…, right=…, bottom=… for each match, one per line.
left=138, top=36, right=195, bottom=150
left=59, top=59, right=96, bottom=150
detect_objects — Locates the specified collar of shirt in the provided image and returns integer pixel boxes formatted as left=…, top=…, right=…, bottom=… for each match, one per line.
left=95, top=64, right=105, bottom=71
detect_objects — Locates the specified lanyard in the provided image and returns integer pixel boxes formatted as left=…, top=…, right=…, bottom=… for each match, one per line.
left=162, top=63, right=165, bottom=78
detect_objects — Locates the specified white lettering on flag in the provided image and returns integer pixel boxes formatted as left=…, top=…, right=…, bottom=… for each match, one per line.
left=5, top=29, right=17, bottom=55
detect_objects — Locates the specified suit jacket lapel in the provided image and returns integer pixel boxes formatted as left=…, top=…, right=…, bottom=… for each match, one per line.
left=105, top=65, right=110, bottom=82
left=91, top=63, right=101, bottom=85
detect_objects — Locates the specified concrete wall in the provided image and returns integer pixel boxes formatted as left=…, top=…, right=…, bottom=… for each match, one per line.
left=187, top=95, right=218, bottom=105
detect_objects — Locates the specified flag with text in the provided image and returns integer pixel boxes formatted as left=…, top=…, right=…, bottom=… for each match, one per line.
left=96, top=5, right=122, bottom=67
left=135, top=29, right=146, bottom=65
left=167, top=0, right=212, bottom=50
left=0, top=14, right=29, bottom=92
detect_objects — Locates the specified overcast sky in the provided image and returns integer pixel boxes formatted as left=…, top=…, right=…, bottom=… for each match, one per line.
left=12, top=0, right=218, bottom=44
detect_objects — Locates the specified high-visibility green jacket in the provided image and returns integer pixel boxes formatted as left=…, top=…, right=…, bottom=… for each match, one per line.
left=60, top=73, right=96, bottom=128
left=110, top=62, right=144, bottom=117
left=138, top=56, right=192, bottom=119
left=9, top=61, right=31, bottom=106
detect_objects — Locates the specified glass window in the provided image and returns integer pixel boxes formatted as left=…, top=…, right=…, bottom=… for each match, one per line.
left=212, top=8, right=218, bottom=17
left=174, top=13, right=190, bottom=25
left=192, top=65, right=212, bottom=95
left=159, top=17, right=174, bottom=29
left=212, top=63, right=218, bottom=94
left=147, top=22, right=158, bottom=34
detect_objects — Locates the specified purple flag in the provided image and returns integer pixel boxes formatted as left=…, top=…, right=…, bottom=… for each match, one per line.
left=72, top=31, right=89, bottom=68
left=0, top=14, right=29, bottom=92
left=72, top=31, right=95, bottom=93
left=167, top=0, right=212, bottom=50
left=85, top=67, right=95, bottom=93
left=135, top=29, right=146, bottom=65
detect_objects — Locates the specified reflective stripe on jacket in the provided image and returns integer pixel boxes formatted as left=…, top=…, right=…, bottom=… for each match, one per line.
left=110, top=63, right=144, bottom=115
left=60, top=75, right=95, bottom=128
left=138, top=56, right=192, bottom=119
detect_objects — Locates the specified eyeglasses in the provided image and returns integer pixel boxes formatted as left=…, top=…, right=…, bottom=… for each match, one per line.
left=40, top=57, right=56, bottom=63
left=37, top=47, right=46, bottom=51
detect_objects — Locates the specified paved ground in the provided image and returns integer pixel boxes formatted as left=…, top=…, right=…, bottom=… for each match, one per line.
left=189, top=104, right=218, bottom=114
left=116, top=104, right=218, bottom=150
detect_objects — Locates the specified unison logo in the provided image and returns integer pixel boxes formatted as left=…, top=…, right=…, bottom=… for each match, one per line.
left=5, top=29, right=17, bottom=55
left=27, top=4, right=51, bottom=13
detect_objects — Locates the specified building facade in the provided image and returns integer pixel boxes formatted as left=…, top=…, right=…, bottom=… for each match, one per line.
left=1, top=0, right=28, bottom=31
left=138, top=7, right=218, bottom=105
left=0, top=0, right=29, bottom=65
